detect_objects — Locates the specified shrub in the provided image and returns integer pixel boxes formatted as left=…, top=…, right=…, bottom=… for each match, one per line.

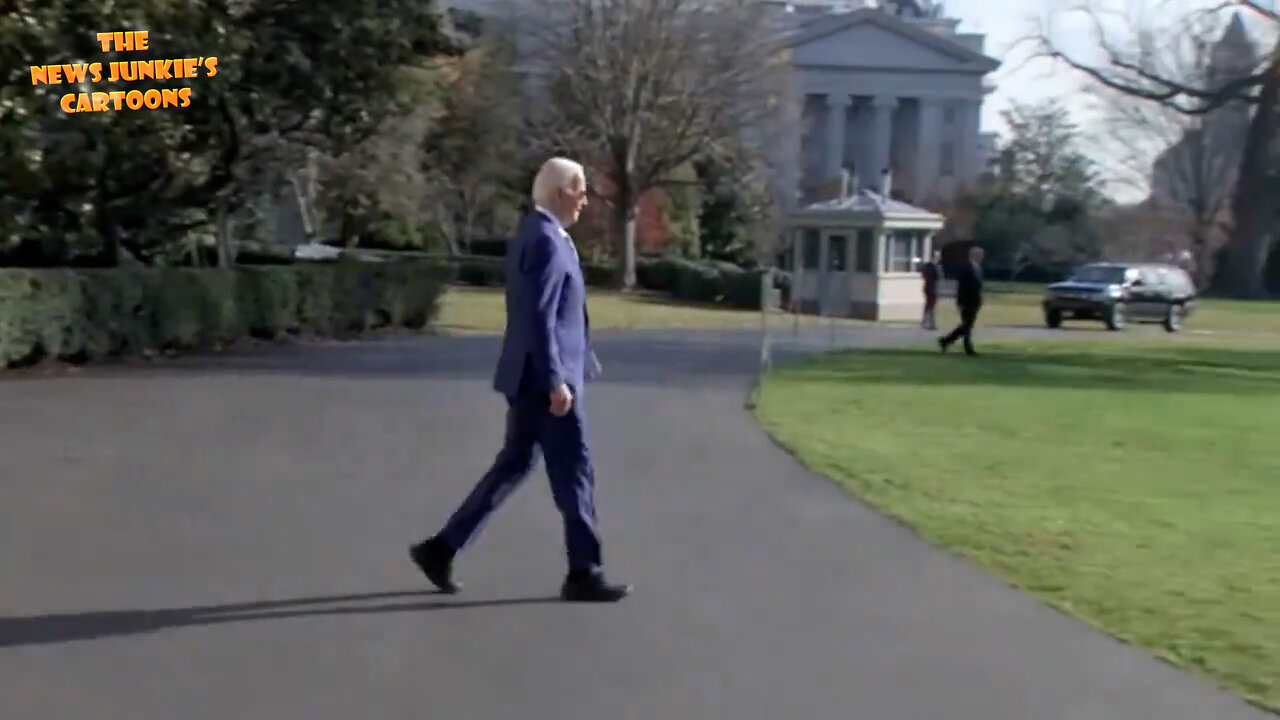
left=674, top=261, right=725, bottom=303
left=631, top=257, right=764, bottom=308
left=721, top=266, right=765, bottom=309
left=635, top=257, right=692, bottom=293
left=581, top=262, right=616, bottom=287
left=455, top=257, right=505, bottom=286
left=454, top=255, right=613, bottom=289
left=467, top=238, right=510, bottom=258
left=0, top=261, right=448, bottom=368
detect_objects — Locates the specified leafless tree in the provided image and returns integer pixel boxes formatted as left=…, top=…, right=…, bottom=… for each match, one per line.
left=1024, top=0, right=1279, bottom=296
left=1083, top=13, right=1249, bottom=286
left=1091, top=201, right=1192, bottom=262
left=512, top=0, right=786, bottom=288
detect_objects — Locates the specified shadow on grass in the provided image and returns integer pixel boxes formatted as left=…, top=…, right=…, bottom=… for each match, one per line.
left=778, top=346, right=1280, bottom=396
left=0, top=590, right=561, bottom=648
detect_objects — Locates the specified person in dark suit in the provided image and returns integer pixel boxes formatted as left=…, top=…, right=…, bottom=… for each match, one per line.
left=939, top=245, right=984, bottom=356
left=920, top=249, right=941, bottom=330
left=409, top=157, right=631, bottom=603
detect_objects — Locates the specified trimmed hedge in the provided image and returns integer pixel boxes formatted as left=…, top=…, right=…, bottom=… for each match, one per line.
left=634, top=257, right=766, bottom=309
left=451, top=253, right=769, bottom=310
left=454, top=255, right=616, bottom=289
left=0, top=262, right=448, bottom=367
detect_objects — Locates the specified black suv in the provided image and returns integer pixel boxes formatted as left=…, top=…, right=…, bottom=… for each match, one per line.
left=1041, top=262, right=1197, bottom=332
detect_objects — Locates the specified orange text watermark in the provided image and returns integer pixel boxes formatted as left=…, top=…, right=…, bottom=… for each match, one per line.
left=29, top=31, right=220, bottom=113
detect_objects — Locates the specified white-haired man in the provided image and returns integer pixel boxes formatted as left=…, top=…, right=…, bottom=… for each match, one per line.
left=410, top=157, right=631, bottom=603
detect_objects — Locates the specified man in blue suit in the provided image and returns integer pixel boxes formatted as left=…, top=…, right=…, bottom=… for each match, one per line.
left=410, top=157, right=631, bottom=603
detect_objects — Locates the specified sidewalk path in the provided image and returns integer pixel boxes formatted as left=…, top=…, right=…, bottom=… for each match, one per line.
left=0, top=327, right=1266, bottom=719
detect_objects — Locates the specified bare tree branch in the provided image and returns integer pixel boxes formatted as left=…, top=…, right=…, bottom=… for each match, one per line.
left=1084, top=30, right=1245, bottom=285
left=507, top=0, right=784, bottom=287
left=1020, top=1, right=1270, bottom=114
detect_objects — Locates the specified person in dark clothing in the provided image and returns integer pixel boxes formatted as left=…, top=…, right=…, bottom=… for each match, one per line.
left=939, top=245, right=984, bottom=356
left=920, top=250, right=941, bottom=329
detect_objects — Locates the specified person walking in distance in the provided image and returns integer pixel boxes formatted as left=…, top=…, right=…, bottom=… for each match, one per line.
left=938, top=245, right=984, bottom=356
left=920, top=249, right=941, bottom=330
left=409, top=157, right=631, bottom=603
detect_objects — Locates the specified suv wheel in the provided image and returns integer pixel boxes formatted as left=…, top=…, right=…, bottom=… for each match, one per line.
left=1164, top=303, right=1184, bottom=333
left=1045, top=308, right=1063, bottom=328
left=1105, top=304, right=1127, bottom=331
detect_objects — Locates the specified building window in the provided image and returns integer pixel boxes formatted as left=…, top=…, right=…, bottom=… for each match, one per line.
left=802, top=228, right=820, bottom=269
left=883, top=231, right=915, bottom=273
left=939, top=141, right=955, bottom=177
left=855, top=228, right=874, bottom=272
left=827, top=234, right=847, bottom=271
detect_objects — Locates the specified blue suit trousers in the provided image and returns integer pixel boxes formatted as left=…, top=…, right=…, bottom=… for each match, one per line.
left=439, top=388, right=602, bottom=572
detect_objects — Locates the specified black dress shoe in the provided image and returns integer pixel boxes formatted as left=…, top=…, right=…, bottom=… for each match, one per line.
left=560, top=570, right=632, bottom=603
left=937, top=337, right=949, bottom=353
left=409, top=538, right=460, bottom=594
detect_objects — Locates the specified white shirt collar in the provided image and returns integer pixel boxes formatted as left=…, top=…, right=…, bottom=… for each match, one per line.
left=534, top=205, right=567, bottom=237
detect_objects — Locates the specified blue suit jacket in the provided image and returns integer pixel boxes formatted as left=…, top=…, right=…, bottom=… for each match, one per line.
left=492, top=209, right=590, bottom=398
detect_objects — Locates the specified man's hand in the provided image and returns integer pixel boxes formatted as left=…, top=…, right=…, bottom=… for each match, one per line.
left=549, top=383, right=574, bottom=417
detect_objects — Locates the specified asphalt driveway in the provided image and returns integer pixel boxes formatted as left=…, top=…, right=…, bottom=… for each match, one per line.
left=0, top=326, right=1266, bottom=719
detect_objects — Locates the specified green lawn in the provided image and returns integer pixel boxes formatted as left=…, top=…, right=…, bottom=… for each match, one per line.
left=437, top=282, right=1280, bottom=337
left=435, top=285, right=870, bottom=334
left=753, top=336, right=1280, bottom=711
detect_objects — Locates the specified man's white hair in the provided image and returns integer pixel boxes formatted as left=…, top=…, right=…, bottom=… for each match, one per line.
left=531, top=157, right=585, bottom=208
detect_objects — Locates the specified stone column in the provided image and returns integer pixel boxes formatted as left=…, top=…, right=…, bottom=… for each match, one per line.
left=914, top=97, right=942, bottom=204
left=780, top=86, right=805, bottom=210
left=823, top=93, right=851, bottom=184
left=956, top=98, right=982, bottom=182
left=870, top=96, right=898, bottom=193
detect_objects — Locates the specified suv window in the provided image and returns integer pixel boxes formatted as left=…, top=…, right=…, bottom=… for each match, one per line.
left=1070, top=265, right=1129, bottom=284
left=1167, top=268, right=1194, bottom=295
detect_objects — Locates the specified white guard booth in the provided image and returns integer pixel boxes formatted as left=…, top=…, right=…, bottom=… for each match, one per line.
left=785, top=178, right=945, bottom=322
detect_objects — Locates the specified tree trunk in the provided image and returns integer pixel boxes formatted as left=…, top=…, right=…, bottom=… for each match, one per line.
left=1189, top=226, right=1210, bottom=290
left=1220, top=48, right=1279, bottom=298
left=340, top=206, right=359, bottom=249
left=614, top=139, right=640, bottom=290
left=215, top=198, right=234, bottom=268
left=290, top=172, right=316, bottom=242
left=614, top=199, right=638, bottom=289
left=462, top=205, right=477, bottom=255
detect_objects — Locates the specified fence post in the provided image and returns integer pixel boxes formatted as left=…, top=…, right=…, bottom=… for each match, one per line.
left=760, top=267, right=774, bottom=373
left=792, top=265, right=802, bottom=337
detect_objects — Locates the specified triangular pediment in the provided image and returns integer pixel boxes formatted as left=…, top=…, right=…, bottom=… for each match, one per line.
left=787, top=9, right=999, bottom=73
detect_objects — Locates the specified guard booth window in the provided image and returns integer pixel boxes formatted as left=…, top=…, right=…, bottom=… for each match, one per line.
left=855, top=229, right=874, bottom=272
left=802, top=229, right=821, bottom=270
left=828, top=235, right=847, bottom=271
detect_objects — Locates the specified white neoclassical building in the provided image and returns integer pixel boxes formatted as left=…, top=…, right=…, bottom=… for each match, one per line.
left=769, top=0, right=1001, bottom=209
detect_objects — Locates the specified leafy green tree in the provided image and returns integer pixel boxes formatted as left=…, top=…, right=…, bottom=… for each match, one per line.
left=0, top=0, right=454, bottom=265
left=965, top=100, right=1107, bottom=277
left=420, top=26, right=525, bottom=254
left=662, top=163, right=701, bottom=258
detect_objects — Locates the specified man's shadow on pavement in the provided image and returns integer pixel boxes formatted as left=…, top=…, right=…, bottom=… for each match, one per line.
left=0, top=590, right=559, bottom=649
